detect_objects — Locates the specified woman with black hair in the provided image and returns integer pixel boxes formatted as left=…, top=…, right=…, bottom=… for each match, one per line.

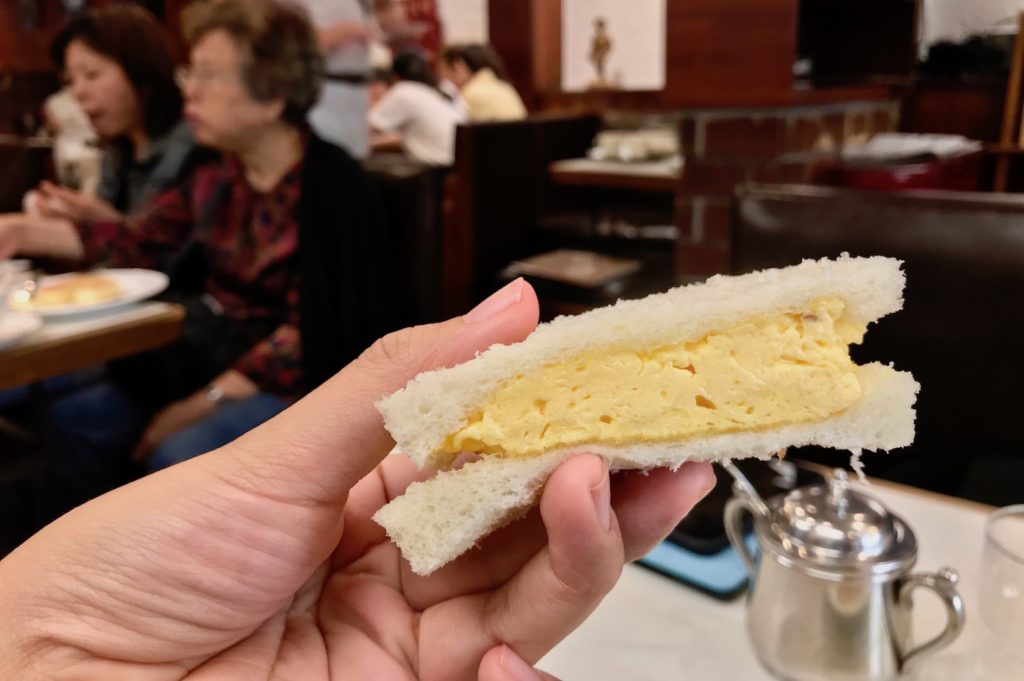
left=33, top=3, right=203, bottom=223
left=440, top=43, right=527, bottom=122
left=0, top=4, right=206, bottom=419
left=368, top=51, right=467, bottom=165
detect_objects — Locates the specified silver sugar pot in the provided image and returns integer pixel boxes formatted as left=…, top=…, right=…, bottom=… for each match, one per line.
left=724, top=467, right=965, bottom=681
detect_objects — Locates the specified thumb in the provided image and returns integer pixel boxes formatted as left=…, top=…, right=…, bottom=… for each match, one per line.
left=478, top=645, right=561, bottom=681
left=208, top=278, right=539, bottom=505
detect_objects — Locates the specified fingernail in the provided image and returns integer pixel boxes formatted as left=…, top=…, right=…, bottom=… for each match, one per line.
left=464, top=278, right=524, bottom=324
left=498, top=645, right=542, bottom=681
left=591, top=469, right=611, bottom=531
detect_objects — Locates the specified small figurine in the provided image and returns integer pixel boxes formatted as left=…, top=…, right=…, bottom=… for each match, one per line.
left=589, top=17, right=613, bottom=88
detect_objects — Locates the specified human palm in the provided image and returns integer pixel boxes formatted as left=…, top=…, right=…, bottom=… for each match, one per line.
left=0, top=283, right=714, bottom=681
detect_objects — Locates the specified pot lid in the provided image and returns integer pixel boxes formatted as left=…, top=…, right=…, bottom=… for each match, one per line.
left=761, top=469, right=917, bottom=576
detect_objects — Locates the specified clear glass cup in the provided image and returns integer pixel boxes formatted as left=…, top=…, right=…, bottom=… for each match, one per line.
left=976, top=505, right=1024, bottom=680
left=0, top=259, right=32, bottom=315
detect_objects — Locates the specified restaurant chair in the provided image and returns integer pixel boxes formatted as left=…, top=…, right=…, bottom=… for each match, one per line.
left=443, top=114, right=601, bottom=316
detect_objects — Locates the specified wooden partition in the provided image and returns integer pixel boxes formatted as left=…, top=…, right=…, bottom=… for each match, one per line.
left=441, top=114, right=601, bottom=317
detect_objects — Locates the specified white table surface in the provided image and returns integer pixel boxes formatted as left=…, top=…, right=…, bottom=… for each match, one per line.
left=539, top=481, right=992, bottom=680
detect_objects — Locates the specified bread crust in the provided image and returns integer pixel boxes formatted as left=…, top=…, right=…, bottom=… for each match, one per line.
left=373, top=256, right=917, bottom=575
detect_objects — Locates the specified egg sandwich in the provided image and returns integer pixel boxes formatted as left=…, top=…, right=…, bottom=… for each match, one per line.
left=374, top=255, right=919, bottom=575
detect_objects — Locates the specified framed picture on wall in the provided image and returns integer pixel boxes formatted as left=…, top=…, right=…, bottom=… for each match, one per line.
left=561, top=0, right=666, bottom=92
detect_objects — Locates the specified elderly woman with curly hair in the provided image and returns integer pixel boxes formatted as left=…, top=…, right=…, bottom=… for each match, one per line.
left=0, top=0, right=396, bottom=501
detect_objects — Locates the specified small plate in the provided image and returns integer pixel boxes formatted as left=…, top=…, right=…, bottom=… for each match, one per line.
left=7, top=268, right=169, bottom=318
left=0, top=311, right=43, bottom=351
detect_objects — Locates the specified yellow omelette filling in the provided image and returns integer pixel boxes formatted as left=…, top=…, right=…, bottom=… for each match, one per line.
left=440, top=297, right=865, bottom=459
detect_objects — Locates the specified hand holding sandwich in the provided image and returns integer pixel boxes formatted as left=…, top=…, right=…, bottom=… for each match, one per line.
left=0, top=279, right=715, bottom=681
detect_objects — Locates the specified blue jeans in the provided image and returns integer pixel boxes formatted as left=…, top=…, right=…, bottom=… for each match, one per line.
left=48, top=379, right=288, bottom=504
left=0, top=368, right=104, bottom=411
left=48, top=379, right=148, bottom=505
left=146, top=393, right=287, bottom=471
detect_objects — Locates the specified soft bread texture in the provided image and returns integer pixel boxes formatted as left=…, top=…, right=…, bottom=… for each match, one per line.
left=375, top=363, right=918, bottom=576
left=374, top=255, right=917, bottom=575
left=380, top=255, right=906, bottom=469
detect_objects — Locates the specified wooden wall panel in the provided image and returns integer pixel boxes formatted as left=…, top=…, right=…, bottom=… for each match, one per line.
left=902, top=83, right=1005, bottom=143
left=0, top=0, right=71, bottom=73
left=488, top=0, right=539, bottom=108
left=532, top=0, right=561, bottom=95
left=490, top=0, right=908, bottom=112
left=489, top=0, right=800, bottom=110
left=661, top=0, right=797, bottom=100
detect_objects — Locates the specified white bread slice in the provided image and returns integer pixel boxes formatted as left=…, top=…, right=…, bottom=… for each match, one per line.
left=375, top=363, right=917, bottom=576
left=380, top=254, right=906, bottom=469
left=373, top=255, right=918, bottom=575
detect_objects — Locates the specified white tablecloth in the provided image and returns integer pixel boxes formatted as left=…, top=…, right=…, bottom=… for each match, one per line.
left=539, top=482, right=991, bottom=680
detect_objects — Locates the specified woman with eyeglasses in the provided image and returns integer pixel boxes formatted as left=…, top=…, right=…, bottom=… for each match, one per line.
left=368, top=50, right=467, bottom=165
left=0, top=0, right=397, bottom=504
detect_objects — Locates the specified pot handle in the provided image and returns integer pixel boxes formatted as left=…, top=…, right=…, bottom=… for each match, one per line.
left=897, top=567, right=966, bottom=672
left=724, top=493, right=759, bottom=579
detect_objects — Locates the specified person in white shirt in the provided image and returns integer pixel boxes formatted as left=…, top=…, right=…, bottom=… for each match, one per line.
left=296, top=0, right=429, bottom=158
left=368, top=51, right=467, bottom=166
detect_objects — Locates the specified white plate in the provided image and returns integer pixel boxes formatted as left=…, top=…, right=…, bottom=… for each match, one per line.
left=0, top=311, right=43, bottom=350
left=7, top=268, right=169, bottom=318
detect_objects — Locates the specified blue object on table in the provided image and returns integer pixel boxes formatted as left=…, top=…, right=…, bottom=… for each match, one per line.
left=637, top=532, right=760, bottom=600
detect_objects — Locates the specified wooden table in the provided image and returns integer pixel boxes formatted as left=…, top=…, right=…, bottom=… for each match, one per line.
left=0, top=301, right=184, bottom=534
left=539, top=478, right=995, bottom=680
left=549, top=158, right=683, bottom=193
left=0, top=302, right=185, bottom=391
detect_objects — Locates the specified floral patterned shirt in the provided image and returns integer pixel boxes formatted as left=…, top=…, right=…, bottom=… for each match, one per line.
left=77, top=154, right=304, bottom=398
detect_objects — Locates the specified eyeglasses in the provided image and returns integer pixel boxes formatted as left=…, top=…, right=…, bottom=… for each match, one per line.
left=174, top=65, right=240, bottom=90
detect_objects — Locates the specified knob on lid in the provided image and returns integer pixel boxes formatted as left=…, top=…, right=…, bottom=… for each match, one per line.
left=764, top=469, right=917, bottom=576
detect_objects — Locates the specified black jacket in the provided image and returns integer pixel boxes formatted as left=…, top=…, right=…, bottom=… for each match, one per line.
left=296, top=133, right=402, bottom=392
left=111, top=134, right=402, bottom=407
